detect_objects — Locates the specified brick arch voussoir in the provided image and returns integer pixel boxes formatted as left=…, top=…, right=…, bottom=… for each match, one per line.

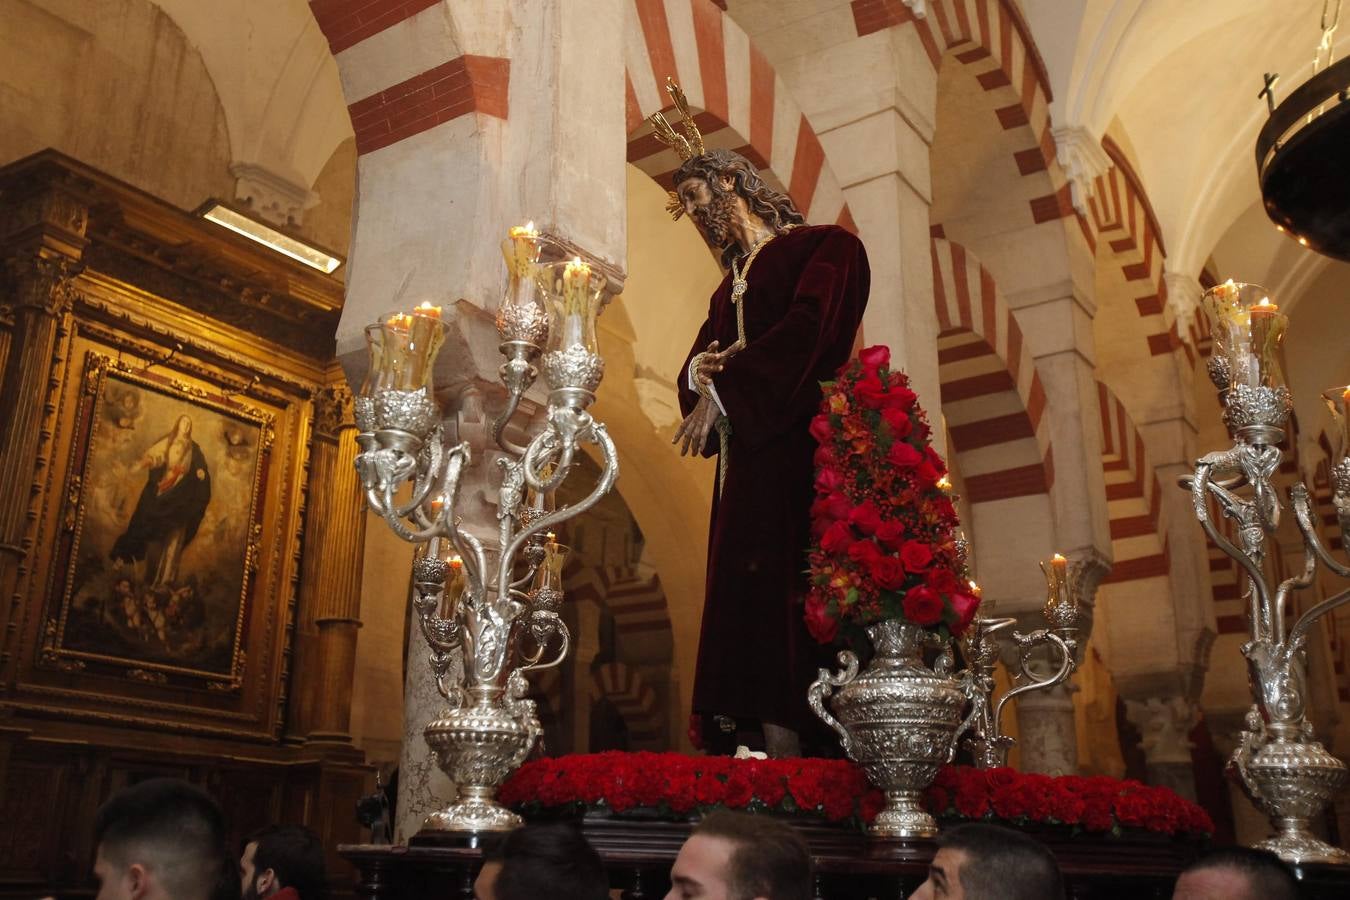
left=1095, top=380, right=1170, bottom=585
left=625, top=0, right=853, bottom=229
left=931, top=237, right=1053, bottom=503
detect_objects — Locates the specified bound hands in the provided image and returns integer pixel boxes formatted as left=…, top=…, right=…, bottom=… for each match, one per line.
left=673, top=340, right=733, bottom=457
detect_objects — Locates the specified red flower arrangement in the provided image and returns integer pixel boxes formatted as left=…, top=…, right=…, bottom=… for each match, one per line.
left=806, top=345, right=979, bottom=643
left=500, top=753, right=1215, bottom=838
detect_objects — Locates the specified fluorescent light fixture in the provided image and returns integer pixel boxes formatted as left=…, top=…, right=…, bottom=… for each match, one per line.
left=198, top=202, right=342, bottom=274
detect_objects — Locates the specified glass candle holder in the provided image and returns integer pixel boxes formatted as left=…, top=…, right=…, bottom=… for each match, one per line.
left=532, top=537, right=570, bottom=595
left=1322, top=386, right=1350, bottom=465
left=497, top=223, right=555, bottom=347
left=375, top=306, right=448, bottom=393
left=536, top=258, right=605, bottom=355
left=1200, top=281, right=1289, bottom=395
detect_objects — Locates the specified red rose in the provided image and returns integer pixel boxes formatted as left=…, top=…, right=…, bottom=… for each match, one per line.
left=848, top=539, right=883, bottom=566
left=809, top=413, right=833, bottom=443
left=926, top=567, right=959, bottom=595
left=888, top=441, right=923, bottom=468
left=848, top=501, right=882, bottom=535
left=881, top=406, right=913, bottom=437
left=815, top=466, right=845, bottom=493
left=899, top=540, right=933, bottom=572
left=885, top=385, right=918, bottom=410
left=813, top=443, right=838, bottom=468
left=868, top=555, right=907, bottom=590
left=858, top=345, right=890, bottom=370
left=902, top=585, right=943, bottom=625
left=804, top=592, right=838, bottom=643
left=856, top=378, right=889, bottom=411
left=824, top=492, right=852, bottom=521
left=950, top=591, right=981, bottom=634
left=875, top=520, right=906, bottom=548
left=820, top=521, right=853, bottom=554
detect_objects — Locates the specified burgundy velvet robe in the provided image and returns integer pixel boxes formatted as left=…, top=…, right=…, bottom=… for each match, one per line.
left=677, top=224, right=870, bottom=735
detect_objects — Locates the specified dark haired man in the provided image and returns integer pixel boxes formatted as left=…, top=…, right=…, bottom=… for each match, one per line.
left=908, top=823, right=1063, bottom=900
left=473, top=824, right=607, bottom=900
left=665, top=810, right=812, bottom=900
left=658, top=80, right=870, bottom=758
left=240, top=825, right=326, bottom=900
left=1171, top=846, right=1299, bottom=900
left=92, top=777, right=238, bottom=900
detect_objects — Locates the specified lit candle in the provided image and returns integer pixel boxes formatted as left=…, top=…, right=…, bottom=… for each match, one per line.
left=441, top=555, right=465, bottom=619
left=968, top=580, right=982, bottom=599
left=387, top=313, right=413, bottom=331
left=413, top=301, right=442, bottom=320
left=936, top=475, right=952, bottom=492
left=509, top=221, right=538, bottom=239
left=1051, top=553, right=1068, bottom=580
left=560, top=258, right=590, bottom=348
left=428, top=497, right=446, bottom=517
left=1250, top=296, right=1278, bottom=317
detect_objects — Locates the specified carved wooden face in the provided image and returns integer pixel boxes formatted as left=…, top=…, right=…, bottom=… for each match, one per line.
left=675, top=174, right=739, bottom=252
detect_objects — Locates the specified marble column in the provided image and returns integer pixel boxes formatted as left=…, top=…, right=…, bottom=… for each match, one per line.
left=1015, top=683, right=1078, bottom=775
left=1125, top=695, right=1199, bottom=800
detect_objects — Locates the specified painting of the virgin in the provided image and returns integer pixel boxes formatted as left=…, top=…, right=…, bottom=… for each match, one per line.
left=49, top=357, right=268, bottom=680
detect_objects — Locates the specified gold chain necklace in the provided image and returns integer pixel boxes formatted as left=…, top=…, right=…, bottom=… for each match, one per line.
left=727, top=224, right=795, bottom=350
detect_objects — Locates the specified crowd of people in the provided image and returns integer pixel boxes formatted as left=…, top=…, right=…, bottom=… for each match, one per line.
left=87, top=777, right=1306, bottom=900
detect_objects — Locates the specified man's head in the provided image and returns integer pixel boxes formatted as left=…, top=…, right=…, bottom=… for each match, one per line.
left=665, top=810, right=812, bottom=900
left=1172, top=847, right=1299, bottom=900
left=240, top=825, right=326, bottom=900
left=908, top=823, right=1063, bottom=900
left=93, top=777, right=236, bottom=900
left=671, top=149, right=804, bottom=266
left=473, top=824, right=607, bottom=900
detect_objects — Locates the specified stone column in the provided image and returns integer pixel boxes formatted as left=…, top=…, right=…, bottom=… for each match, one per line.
left=1016, top=684, right=1078, bottom=775
left=296, top=375, right=367, bottom=748
left=0, top=176, right=88, bottom=662
left=1125, top=696, right=1199, bottom=799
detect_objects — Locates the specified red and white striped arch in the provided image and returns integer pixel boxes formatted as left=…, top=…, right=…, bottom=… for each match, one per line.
left=932, top=237, right=1053, bottom=506
left=591, top=661, right=664, bottom=745
left=1096, top=381, right=1169, bottom=585
left=624, top=0, right=853, bottom=228
left=855, top=0, right=1085, bottom=237
left=563, top=563, right=673, bottom=641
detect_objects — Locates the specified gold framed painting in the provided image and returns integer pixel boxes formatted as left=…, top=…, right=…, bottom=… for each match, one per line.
left=39, top=353, right=274, bottom=689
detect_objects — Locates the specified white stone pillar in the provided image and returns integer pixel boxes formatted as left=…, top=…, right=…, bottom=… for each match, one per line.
left=1016, top=684, right=1078, bottom=775
left=1125, top=696, right=1199, bottom=799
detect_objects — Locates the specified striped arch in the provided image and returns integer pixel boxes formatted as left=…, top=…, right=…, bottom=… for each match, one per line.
left=1096, top=381, right=1168, bottom=584
left=624, top=0, right=853, bottom=227
left=1088, top=137, right=1188, bottom=362
left=932, top=237, right=1053, bottom=500
left=591, top=661, right=663, bottom=745
left=856, top=0, right=1088, bottom=240
left=563, top=562, right=674, bottom=642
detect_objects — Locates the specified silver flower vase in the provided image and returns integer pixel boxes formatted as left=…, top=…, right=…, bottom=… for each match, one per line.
left=809, top=620, right=967, bottom=838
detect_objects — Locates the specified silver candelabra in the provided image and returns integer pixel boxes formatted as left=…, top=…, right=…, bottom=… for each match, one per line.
left=1185, top=280, right=1350, bottom=864
left=353, top=225, right=618, bottom=838
left=956, top=553, right=1082, bottom=769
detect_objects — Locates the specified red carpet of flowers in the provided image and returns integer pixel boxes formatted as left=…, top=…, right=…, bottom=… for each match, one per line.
left=805, top=346, right=979, bottom=644
left=500, top=752, right=1214, bottom=837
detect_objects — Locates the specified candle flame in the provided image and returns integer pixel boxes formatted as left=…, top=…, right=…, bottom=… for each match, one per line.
left=1052, top=553, right=1066, bottom=563
left=968, top=580, right=982, bottom=598
left=1257, top=297, right=1273, bottom=308
left=546, top=531, right=556, bottom=541
left=936, top=476, right=952, bottom=491
left=447, top=556, right=462, bottom=569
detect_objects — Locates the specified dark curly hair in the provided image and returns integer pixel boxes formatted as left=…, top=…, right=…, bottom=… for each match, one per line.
left=673, top=149, right=805, bottom=268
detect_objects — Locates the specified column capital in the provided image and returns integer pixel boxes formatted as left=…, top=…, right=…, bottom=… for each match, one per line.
left=1052, top=126, right=1111, bottom=216
left=1162, top=268, right=1205, bottom=334
left=2, top=254, right=82, bottom=319
left=1124, top=695, right=1198, bottom=765
left=313, top=382, right=356, bottom=439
